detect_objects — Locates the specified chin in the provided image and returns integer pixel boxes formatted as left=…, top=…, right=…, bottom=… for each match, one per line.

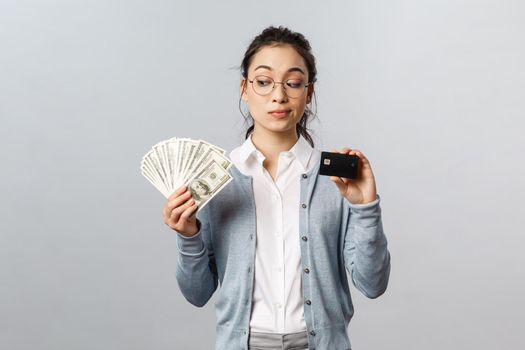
left=264, top=124, right=297, bottom=134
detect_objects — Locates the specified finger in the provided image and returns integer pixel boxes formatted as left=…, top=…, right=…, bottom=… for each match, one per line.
left=167, top=185, right=187, bottom=202
left=346, top=148, right=361, bottom=159
left=180, top=201, right=198, bottom=221
left=169, top=197, right=195, bottom=224
left=169, top=197, right=193, bottom=220
left=168, top=204, right=184, bottom=226
left=330, top=175, right=342, bottom=184
left=330, top=176, right=347, bottom=195
left=164, top=186, right=189, bottom=217
left=164, top=194, right=189, bottom=223
left=164, top=191, right=192, bottom=218
left=356, top=150, right=369, bottom=162
left=332, top=147, right=352, bottom=154
left=164, top=192, right=186, bottom=219
left=352, top=149, right=370, bottom=166
left=348, top=149, right=360, bottom=161
left=329, top=175, right=348, bottom=188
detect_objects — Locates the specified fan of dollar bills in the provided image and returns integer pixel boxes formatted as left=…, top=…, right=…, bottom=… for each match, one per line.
left=140, top=137, right=233, bottom=212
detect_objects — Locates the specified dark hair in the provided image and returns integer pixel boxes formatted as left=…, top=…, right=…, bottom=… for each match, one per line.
left=238, top=25, right=318, bottom=147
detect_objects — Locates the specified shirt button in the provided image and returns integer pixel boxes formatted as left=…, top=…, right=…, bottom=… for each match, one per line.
left=302, top=174, right=307, bottom=179
left=302, top=236, right=308, bottom=241
left=309, top=330, right=316, bottom=336
left=305, top=300, right=311, bottom=305
left=304, top=268, right=310, bottom=274
left=301, top=203, right=307, bottom=208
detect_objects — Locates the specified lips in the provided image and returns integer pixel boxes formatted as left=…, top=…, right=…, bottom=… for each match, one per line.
left=269, top=109, right=291, bottom=118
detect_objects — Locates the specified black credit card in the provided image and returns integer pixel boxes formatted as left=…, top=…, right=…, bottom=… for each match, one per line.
left=319, top=151, right=360, bottom=179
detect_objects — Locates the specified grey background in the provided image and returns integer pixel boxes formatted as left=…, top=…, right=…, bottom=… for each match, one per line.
left=1, top=0, right=524, bottom=349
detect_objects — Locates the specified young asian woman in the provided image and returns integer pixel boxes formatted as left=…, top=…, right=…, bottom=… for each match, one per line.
left=162, top=26, right=391, bottom=350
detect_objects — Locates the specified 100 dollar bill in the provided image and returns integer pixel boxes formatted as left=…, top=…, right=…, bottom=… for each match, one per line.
left=182, top=159, right=233, bottom=212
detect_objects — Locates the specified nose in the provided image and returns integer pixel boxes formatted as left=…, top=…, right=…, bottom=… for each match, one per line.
left=271, top=82, right=288, bottom=102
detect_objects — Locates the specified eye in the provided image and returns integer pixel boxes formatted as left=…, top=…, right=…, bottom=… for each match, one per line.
left=255, top=78, right=272, bottom=87
left=286, top=80, right=304, bottom=88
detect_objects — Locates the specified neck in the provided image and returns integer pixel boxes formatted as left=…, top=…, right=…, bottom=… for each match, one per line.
left=251, top=127, right=299, bottom=162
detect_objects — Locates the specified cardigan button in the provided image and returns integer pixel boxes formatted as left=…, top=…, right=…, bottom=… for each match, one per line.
left=302, top=174, right=307, bottom=179
left=304, top=268, right=310, bottom=274
left=309, top=330, right=316, bottom=336
left=305, top=299, right=311, bottom=305
left=301, top=236, right=308, bottom=241
left=301, top=203, right=307, bottom=208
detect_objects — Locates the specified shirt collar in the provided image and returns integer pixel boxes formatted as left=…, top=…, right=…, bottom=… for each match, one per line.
left=234, top=134, right=260, bottom=164
left=233, top=134, right=313, bottom=172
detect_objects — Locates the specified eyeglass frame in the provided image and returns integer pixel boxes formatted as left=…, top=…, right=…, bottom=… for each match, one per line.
left=247, top=75, right=311, bottom=99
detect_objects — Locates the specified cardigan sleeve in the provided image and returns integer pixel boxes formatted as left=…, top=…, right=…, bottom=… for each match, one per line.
left=174, top=204, right=218, bottom=307
left=343, top=194, right=391, bottom=299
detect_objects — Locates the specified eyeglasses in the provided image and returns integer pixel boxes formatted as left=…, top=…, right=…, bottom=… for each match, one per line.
left=247, top=75, right=309, bottom=99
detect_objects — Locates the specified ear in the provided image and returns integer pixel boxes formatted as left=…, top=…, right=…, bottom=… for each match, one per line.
left=240, top=78, right=248, bottom=101
left=306, top=83, right=314, bottom=103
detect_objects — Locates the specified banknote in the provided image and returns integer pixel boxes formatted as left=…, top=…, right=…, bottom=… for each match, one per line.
left=183, top=159, right=233, bottom=210
left=140, top=137, right=233, bottom=212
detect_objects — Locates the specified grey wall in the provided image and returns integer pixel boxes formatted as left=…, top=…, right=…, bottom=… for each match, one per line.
left=1, top=0, right=524, bottom=349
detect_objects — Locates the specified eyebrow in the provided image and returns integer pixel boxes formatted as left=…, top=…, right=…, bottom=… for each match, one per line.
left=254, top=65, right=305, bottom=75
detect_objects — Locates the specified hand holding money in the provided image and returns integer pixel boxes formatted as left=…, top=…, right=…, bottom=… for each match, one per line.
left=140, top=137, right=233, bottom=214
left=163, top=185, right=199, bottom=237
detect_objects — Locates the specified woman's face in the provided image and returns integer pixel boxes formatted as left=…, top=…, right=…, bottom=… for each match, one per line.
left=241, top=44, right=313, bottom=137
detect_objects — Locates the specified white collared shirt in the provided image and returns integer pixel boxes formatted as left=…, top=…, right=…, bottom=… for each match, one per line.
left=229, top=134, right=320, bottom=333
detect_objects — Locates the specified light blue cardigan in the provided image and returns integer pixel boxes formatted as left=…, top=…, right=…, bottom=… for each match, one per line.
left=175, top=157, right=391, bottom=350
